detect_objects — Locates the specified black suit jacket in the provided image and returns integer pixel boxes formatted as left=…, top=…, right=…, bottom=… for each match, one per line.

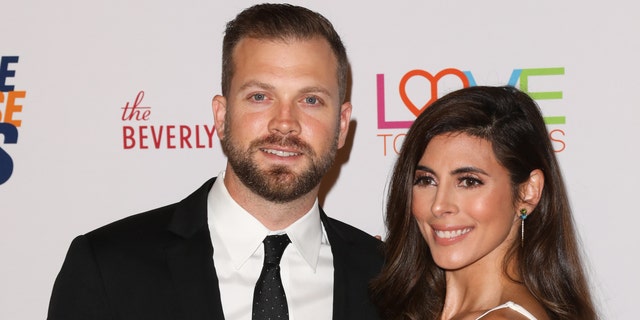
left=48, top=178, right=384, bottom=320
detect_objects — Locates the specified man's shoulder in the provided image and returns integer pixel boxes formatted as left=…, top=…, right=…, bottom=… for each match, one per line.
left=322, top=215, right=383, bottom=250
left=322, top=214, right=385, bottom=283
left=84, top=178, right=217, bottom=242
left=83, top=202, right=179, bottom=244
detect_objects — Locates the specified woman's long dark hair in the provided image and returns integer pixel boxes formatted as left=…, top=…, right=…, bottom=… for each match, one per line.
left=370, top=86, right=598, bottom=320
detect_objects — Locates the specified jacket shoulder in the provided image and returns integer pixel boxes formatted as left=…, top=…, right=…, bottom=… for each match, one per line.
left=85, top=177, right=217, bottom=243
left=324, top=216, right=382, bottom=247
left=322, top=214, right=384, bottom=267
left=85, top=203, right=177, bottom=241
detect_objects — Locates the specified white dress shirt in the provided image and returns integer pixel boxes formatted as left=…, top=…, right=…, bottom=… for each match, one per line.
left=207, top=171, right=334, bottom=320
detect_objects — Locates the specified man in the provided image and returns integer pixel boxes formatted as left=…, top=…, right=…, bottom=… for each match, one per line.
left=47, top=3, right=383, bottom=320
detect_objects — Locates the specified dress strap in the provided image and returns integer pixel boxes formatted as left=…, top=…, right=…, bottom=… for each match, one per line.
left=475, top=301, right=537, bottom=320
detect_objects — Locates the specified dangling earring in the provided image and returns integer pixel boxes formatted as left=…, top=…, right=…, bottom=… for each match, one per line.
left=519, top=208, right=528, bottom=247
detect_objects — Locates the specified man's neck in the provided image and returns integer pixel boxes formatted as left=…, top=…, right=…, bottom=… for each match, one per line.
left=223, top=169, right=319, bottom=231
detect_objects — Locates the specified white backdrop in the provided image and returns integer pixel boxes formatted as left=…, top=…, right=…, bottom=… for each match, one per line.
left=2, top=0, right=639, bottom=319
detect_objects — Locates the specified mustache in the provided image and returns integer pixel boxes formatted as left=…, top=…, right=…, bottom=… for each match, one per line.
left=252, top=134, right=314, bottom=155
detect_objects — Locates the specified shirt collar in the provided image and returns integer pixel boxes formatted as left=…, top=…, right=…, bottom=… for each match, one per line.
left=207, top=171, right=326, bottom=271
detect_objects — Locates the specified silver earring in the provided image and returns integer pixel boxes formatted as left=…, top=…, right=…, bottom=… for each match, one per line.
left=519, top=208, right=528, bottom=247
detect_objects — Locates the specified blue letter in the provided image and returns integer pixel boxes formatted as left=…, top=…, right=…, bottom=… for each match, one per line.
left=0, top=122, right=19, bottom=184
left=0, top=56, right=19, bottom=92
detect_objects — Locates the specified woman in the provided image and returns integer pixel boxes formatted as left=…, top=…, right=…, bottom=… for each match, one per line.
left=370, top=86, right=598, bottom=319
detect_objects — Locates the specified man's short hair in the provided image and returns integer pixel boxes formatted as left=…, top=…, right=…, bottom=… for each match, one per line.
left=221, top=3, right=349, bottom=102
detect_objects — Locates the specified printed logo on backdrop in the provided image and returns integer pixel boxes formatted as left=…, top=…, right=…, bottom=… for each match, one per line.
left=121, top=90, right=216, bottom=150
left=0, top=56, right=24, bottom=185
left=376, top=67, right=567, bottom=156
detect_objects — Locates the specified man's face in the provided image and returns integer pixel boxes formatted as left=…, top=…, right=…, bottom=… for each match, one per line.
left=213, top=37, right=351, bottom=203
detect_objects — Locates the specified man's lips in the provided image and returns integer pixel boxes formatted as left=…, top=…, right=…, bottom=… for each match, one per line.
left=261, top=148, right=302, bottom=157
left=252, top=133, right=313, bottom=159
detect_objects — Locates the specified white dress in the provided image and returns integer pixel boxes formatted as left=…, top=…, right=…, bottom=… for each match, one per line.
left=475, top=301, right=537, bottom=320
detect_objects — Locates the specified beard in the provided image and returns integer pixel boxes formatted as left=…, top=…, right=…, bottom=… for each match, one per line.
left=221, top=124, right=339, bottom=203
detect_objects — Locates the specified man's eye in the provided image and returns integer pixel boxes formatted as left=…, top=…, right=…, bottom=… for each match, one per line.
left=305, top=96, right=318, bottom=104
left=252, top=93, right=266, bottom=101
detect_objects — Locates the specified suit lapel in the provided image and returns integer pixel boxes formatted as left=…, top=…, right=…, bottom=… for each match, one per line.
left=320, top=210, right=350, bottom=320
left=165, top=178, right=226, bottom=320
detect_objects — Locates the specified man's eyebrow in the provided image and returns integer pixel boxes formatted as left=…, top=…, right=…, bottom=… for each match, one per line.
left=238, top=80, right=275, bottom=91
left=238, top=82, right=333, bottom=98
left=299, top=86, right=332, bottom=97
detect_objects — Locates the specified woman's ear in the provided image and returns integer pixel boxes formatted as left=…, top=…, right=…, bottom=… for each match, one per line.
left=519, top=169, right=545, bottom=213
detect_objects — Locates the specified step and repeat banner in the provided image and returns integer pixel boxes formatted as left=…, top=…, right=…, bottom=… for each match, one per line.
left=2, top=0, right=638, bottom=318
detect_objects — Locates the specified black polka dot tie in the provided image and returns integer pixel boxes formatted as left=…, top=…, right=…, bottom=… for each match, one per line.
left=252, top=234, right=291, bottom=320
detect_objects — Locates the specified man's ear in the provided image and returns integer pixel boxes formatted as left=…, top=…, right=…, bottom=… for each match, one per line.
left=212, top=95, right=227, bottom=140
left=518, top=169, right=545, bottom=214
left=337, top=101, right=352, bottom=149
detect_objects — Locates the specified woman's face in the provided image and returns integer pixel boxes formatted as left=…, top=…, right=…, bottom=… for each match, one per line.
left=411, top=133, right=520, bottom=271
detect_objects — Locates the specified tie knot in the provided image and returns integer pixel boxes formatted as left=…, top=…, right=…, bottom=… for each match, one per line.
left=263, top=234, right=290, bottom=265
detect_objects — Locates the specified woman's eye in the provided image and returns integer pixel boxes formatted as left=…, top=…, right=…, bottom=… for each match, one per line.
left=414, top=174, right=436, bottom=186
left=460, top=177, right=483, bottom=188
